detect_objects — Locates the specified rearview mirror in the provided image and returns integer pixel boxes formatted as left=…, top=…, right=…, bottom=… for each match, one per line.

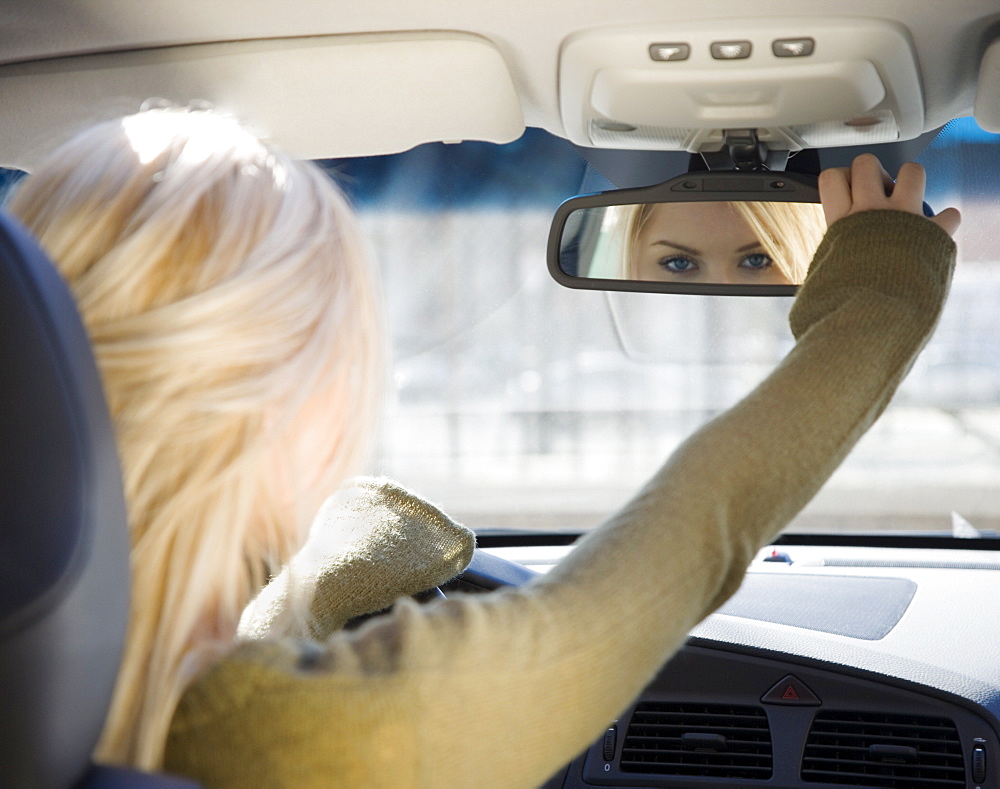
left=548, top=171, right=823, bottom=296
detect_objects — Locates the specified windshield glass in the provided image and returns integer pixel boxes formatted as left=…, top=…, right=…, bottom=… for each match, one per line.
left=5, top=123, right=995, bottom=538
left=322, top=119, right=1000, bottom=537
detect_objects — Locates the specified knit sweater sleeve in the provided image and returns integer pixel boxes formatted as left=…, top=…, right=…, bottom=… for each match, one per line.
left=163, top=210, right=956, bottom=788
left=236, top=477, right=475, bottom=643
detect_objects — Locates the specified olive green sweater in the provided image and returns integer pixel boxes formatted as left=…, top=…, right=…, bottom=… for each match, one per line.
left=164, top=210, right=956, bottom=788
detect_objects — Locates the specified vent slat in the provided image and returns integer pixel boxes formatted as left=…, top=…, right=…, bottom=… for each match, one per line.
left=622, top=764, right=774, bottom=777
left=802, top=768, right=967, bottom=787
left=804, top=744, right=963, bottom=765
left=628, top=725, right=770, bottom=736
left=633, top=711, right=768, bottom=720
left=802, top=711, right=965, bottom=789
left=813, top=721, right=959, bottom=732
left=806, top=732, right=963, bottom=750
left=625, top=738, right=771, bottom=748
left=803, top=759, right=966, bottom=774
left=621, top=703, right=772, bottom=780
left=623, top=747, right=772, bottom=759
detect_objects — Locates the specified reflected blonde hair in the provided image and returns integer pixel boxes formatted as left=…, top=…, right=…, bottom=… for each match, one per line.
left=615, top=200, right=826, bottom=283
left=730, top=201, right=826, bottom=283
left=9, top=109, right=384, bottom=769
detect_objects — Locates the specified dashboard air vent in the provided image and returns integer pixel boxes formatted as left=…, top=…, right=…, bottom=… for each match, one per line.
left=620, top=702, right=773, bottom=779
left=802, top=710, right=965, bottom=787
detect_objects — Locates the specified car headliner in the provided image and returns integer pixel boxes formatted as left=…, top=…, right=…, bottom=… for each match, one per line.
left=0, top=1, right=998, bottom=168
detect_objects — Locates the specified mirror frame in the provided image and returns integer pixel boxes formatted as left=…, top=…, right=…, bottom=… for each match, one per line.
left=547, top=170, right=820, bottom=296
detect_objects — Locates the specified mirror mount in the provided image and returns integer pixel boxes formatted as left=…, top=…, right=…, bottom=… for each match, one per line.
left=699, top=129, right=790, bottom=172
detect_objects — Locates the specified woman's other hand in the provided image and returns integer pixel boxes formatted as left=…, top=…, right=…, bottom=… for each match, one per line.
left=819, top=153, right=962, bottom=237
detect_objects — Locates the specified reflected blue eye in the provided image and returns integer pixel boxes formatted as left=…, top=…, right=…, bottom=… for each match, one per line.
left=739, top=253, right=772, bottom=271
left=660, top=256, right=699, bottom=273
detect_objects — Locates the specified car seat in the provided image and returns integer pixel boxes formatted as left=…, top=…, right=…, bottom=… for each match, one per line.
left=0, top=212, right=198, bottom=788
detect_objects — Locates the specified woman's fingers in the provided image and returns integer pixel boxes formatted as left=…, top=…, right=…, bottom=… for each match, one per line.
left=817, top=155, right=961, bottom=238
left=818, top=166, right=853, bottom=225
left=818, top=154, right=895, bottom=223
left=931, top=206, right=962, bottom=236
left=893, top=162, right=961, bottom=236
left=891, top=161, right=927, bottom=213
left=849, top=153, right=895, bottom=208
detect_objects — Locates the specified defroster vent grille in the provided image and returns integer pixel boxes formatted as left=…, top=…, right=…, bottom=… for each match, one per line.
left=620, top=702, right=773, bottom=779
left=802, top=710, right=965, bottom=787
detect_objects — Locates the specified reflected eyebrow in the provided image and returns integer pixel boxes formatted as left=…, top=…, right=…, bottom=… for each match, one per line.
left=651, top=240, right=700, bottom=255
left=652, top=240, right=765, bottom=255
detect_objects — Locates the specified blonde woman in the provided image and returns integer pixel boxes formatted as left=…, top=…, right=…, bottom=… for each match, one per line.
left=11, top=115, right=959, bottom=788
left=606, top=199, right=826, bottom=285
left=8, top=109, right=391, bottom=768
left=12, top=109, right=479, bottom=772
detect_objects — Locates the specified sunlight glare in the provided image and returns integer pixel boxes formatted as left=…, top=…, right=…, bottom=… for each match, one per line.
left=122, top=109, right=266, bottom=166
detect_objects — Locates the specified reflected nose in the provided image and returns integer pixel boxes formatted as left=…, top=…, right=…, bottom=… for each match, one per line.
left=710, top=261, right=738, bottom=285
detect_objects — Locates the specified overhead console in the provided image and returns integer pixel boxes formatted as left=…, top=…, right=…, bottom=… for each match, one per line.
left=558, top=18, right=925, bottom=153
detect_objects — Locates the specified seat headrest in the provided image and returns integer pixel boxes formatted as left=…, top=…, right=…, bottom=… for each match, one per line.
left=0, top=211, right=130, bottom=788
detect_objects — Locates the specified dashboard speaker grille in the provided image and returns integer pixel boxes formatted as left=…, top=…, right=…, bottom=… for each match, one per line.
left=620, top=702, right=773, bottom=779
left=801, top=710, right=965, bottom=787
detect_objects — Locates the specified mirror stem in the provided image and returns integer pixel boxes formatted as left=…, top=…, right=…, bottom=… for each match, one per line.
left=699, top=130, right=790, bottom=172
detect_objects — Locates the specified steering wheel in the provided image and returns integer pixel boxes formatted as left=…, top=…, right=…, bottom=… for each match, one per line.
left=438, top=547, right=540, bottom=596
left=347, top=548, right=539, bottom=629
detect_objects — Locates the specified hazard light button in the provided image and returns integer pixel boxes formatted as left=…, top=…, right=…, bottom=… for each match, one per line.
left=761, top=675, right=821, bottom=706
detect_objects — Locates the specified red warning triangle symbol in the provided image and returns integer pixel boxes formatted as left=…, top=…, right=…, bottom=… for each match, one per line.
left=763, top=674, right=820, bottom=705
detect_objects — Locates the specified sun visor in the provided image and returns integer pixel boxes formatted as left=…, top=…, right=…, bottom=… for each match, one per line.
left=0, top=32, right=525, bottom=170
left=975, top=36, right=1000, bottom=133
left=559, top=19, right=924, bottom=152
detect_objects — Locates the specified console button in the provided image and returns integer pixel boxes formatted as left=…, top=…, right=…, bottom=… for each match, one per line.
left=711, top=41, right=752, bottom=60
left=649, top=43, right=690, bottom=62
left=762, top=674, right=821, bottom=705
left=773, top=38, right=815, bottom=57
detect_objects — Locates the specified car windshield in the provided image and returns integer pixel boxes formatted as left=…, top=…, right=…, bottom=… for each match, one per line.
left=321, top=118, right=1000, bottom=538
left=2, top=121, right=997, bottom=538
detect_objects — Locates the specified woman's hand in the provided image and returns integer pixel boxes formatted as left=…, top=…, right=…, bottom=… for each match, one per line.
left=819, top=153, right=961, bottom=237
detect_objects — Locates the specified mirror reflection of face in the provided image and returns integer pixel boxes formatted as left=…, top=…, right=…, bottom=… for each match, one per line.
left=632, top=202, right=793, bottom=286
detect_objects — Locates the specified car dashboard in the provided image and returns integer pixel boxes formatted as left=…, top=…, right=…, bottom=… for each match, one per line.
left=457, top=542, right=1000, bottom=788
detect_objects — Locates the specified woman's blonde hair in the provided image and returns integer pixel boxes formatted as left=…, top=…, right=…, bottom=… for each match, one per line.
left=611, top=199, right=826, bottom=283
left=9, top=109, right=385, bottom=769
